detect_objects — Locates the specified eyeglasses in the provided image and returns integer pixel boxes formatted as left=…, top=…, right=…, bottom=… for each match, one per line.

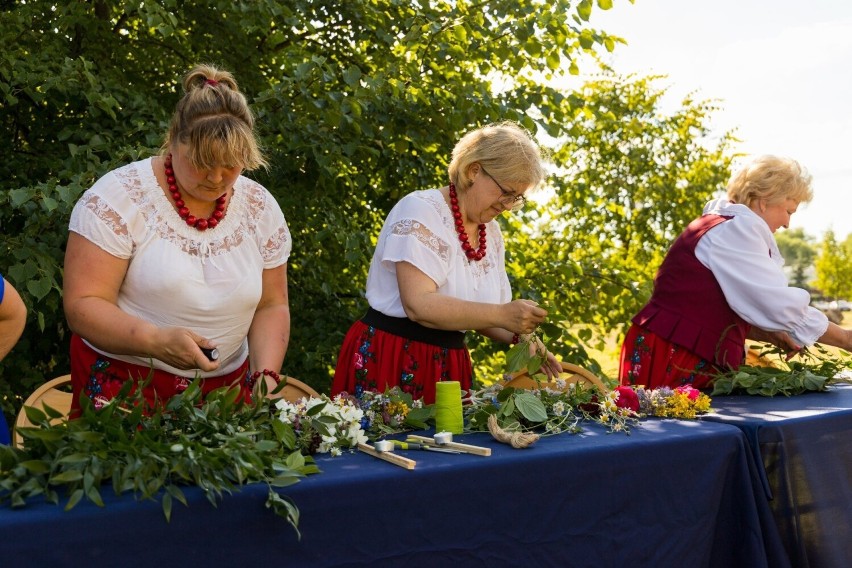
left=480, top=165, right=527, bottom=212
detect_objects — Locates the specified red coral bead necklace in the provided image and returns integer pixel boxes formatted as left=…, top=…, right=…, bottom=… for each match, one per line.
left=449, top=182, right=487, bottom=261
left=164, top=154, right=227, bottom=231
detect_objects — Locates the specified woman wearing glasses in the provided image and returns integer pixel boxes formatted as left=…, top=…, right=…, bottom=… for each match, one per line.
left=331, top=121, right=560, bottom=404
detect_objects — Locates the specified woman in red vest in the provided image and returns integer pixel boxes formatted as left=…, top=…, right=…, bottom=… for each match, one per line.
left=620, top=155, right=852, bottom=389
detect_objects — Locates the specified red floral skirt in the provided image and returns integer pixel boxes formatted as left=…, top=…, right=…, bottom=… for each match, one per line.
left=70, top=334, right=251, bottom=417
left=331, top=317, right=473, bottom=405
left=618, top=324, right=717, bottom=389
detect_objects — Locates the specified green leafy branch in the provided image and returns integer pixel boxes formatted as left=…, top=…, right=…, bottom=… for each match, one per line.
left=465, top=384, right=587, bottom=436
left=505, top=321, right=563, bottom=377
left=0, top=378, right=317, bottom=536
left=712, top=343, right=852, bottom=397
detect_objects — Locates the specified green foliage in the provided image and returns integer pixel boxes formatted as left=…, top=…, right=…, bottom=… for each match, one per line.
left=1, top=378, right=317, bottom=534
left=549, top=75, right=734, bottom=331
left=0, top=0, right=627, bottom=414
left=812, top=230, right=852, bottom=299
left=474, top=74, right=734, bottom=381
left=464, top=380, right=640, bottom=436
left=0, top=0, right=730, bottom=434
left=504, top=322, right=564, bottom=377
left=711, top=344, right=852, bottom=396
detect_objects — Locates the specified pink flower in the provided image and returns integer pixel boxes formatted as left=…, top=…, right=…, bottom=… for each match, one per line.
left=353, top=353, right=364, bottom=369
left=675, top=385, right=700, bottom=401
left=614, top=386, right=640, bottom=412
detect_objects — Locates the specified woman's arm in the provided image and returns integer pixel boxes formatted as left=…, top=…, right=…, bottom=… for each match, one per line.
left=247, top=263, right=290, bottom=393
left=698, top=218, right=827, bottom=348
left=397, top=261, right=546, bottom=335
left=63, top=233, right=218, bottom=371
left=0, top=277, right=27, bottom=361
left=814, top=322, right=852, bottom=352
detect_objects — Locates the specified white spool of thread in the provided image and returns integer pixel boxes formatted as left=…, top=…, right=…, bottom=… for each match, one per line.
left=374, top=440, right=394, bottom=453
left=434, top=431, right=453, bottom=445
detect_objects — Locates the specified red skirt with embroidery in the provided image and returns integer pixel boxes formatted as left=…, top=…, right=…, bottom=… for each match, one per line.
left=331, top=319, right=473, bottom=405
left=618, top=323, right=718, bottom=389
left=70, top=334, right=251, bottom=417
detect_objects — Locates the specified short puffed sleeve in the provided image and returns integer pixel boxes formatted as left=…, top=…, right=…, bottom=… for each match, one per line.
left=379, top=192, right=452, bottom=287
left=68, top=172, right=135, bottom=259
left=248, top=181, right=291, bottom=268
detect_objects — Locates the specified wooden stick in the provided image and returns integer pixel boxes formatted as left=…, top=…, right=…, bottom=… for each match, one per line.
left=406, top=435, right=491, bottom=457
left=357, top=443, right=416, bottom=469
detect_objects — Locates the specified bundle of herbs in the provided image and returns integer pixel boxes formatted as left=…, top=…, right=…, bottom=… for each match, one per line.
left=0, top=378, right=317, bottom=536
left=712, top=343, right=852, bottom=397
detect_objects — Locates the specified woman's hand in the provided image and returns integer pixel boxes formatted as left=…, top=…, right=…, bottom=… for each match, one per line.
left=505, top=299, right=547, bottom=335
left=748, top=327, right=802, bottom=360
left=534, top=349, right=562, bottom=380
left=154, top=327, right=220, bottom=372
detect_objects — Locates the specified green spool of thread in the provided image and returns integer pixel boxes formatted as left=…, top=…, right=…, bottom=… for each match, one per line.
left=434, top=381, right=464, bottom=434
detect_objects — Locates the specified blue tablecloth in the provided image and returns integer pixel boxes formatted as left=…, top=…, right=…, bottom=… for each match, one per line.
left=704, top=384, right=852, bottom=568
left=0, top=419, right=778, bottom=568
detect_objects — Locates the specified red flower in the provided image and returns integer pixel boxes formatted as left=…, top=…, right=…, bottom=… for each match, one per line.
left=614, top=386, right=640, bottom=412
left=675, top=385, right=700, bottom=401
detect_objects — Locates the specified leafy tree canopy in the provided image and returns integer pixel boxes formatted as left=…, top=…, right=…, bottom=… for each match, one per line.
left=813, top=231, right=852, bottom=299
left=0, top=0, right=733, bottom=423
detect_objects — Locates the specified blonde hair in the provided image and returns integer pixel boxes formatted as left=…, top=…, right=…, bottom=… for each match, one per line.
left=161, top=64, right=267, bottom=171
left=726, top=155, right=813, bottom=206
left=448, top=121, right=547, bottom=192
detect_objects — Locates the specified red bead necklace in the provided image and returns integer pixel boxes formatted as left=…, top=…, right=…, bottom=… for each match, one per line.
left=164, top=154, right=226, bottom=231
left=449, top=182, right=487, bottom=261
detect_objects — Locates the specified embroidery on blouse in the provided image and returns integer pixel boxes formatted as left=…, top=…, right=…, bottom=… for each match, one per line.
left=262, top=224, right=291, bottom=264
left=390, top=219, right=451, bottom=263
left=108, top=161, right=289, bottom=264
left=418, top=190, right=501, bottom=278
left=80, top=193, right=134, bottom=253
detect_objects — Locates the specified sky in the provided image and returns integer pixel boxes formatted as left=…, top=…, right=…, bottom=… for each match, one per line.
left=585, top=0, right=852, bottom=240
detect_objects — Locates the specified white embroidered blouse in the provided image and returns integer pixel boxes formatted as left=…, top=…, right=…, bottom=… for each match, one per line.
left=365, top=189, right=512, bottom=325
left=69, top=157, right=292, bottom=376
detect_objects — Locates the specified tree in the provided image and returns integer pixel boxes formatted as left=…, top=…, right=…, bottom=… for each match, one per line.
left=463, top=73, right=735, bottom=382
left=1, top=0, right=634, bottom=421
left=775, top=228, right=816, bottom=289
left=524, top=74, right=734, bottom=338
left=812, top=231, right=852, bottom=299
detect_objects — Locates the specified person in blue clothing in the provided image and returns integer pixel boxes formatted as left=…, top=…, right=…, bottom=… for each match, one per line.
left=0, top=275, right=27, bottom=444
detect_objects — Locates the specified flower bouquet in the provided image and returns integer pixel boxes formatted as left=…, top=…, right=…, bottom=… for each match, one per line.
left=354, top=387, right=432, bottom=438
left=636, top=385, right=712, bottom=418
left=274, top=387, right=433, bottom=457
left=465, top=379, right=639, bottom=441
left=465, top=381, right=714, bottom=446
left=275, top=395, right=369, bottom=457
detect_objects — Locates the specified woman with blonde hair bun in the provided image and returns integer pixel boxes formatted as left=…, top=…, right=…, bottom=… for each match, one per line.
left=63, top=64, right=291, bottom=413
left=620, top=154, right=852, bottom=390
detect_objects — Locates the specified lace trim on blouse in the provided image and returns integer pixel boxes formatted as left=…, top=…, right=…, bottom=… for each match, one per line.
left=390, top=219, right=451, bottom=263
left=79, top=192, right=134, bottom=254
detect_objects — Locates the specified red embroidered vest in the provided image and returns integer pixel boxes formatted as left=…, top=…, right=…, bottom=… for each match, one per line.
left=632, top=214, right=751, bottom=369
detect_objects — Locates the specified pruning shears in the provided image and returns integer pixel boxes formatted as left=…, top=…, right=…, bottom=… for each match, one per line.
left=392, top=440, right=462, bottom=454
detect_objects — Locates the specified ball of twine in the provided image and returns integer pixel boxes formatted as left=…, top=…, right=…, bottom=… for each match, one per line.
left=487, top=414, right=539, bottom=448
